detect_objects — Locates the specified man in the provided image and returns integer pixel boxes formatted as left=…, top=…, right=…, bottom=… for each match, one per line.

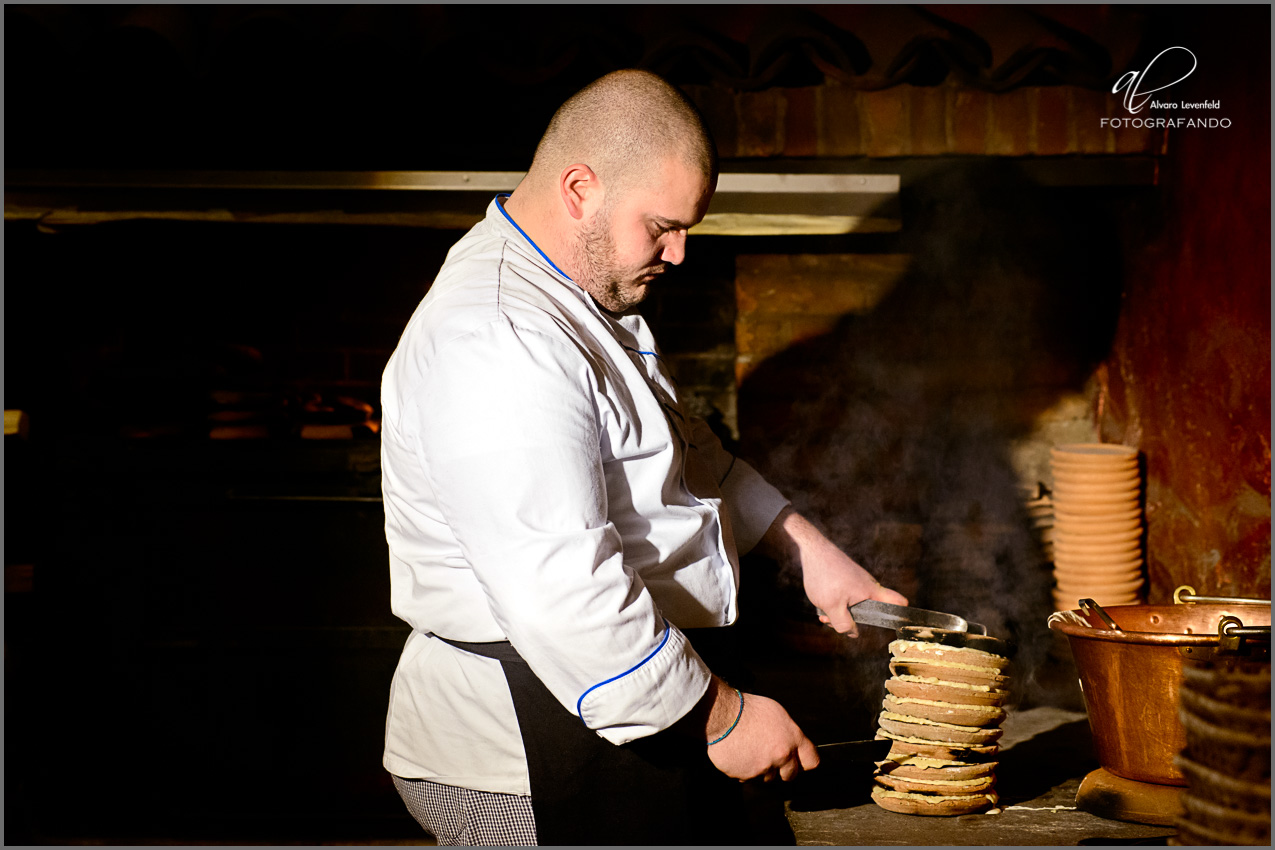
left=380, top=69, right=907, bottom=846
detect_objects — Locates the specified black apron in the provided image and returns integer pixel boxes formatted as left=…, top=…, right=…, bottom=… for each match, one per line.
left=436, top=632, right=757, bottom=846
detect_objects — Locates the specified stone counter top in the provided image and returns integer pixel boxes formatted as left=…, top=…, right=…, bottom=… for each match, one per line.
left=781, top=707, right=1179, bottom=846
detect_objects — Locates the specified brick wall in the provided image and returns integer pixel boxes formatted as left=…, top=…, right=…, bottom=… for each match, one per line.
left=735, top=254, right=910, bottom=383
left=686, top=82, right=1166, bottom=159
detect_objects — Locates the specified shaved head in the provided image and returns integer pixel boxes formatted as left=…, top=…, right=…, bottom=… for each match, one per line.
left=526, top=69, right=717, bottom=199
left=503, top=69, right=717, bottom=314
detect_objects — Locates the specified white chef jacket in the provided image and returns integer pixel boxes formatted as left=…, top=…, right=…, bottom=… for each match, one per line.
left=380, top=197, right=790, bottom=795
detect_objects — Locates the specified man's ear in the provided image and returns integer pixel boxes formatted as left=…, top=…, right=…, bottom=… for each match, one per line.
left=559, top=163, right=602, bottom=221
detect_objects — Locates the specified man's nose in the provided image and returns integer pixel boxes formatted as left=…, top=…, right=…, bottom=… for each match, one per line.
left=660, top=231, right=687, bottom=265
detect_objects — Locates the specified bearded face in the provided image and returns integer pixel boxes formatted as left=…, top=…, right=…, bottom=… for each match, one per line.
left=566, top=156, right=712, bottom=314
left=571, top=202, right=667, bottom=314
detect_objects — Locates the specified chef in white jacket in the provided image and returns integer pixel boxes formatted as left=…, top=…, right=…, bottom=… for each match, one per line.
left=380, top=69, right=908, bottom=846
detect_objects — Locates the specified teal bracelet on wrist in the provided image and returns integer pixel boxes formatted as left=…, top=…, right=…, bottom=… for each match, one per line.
left=707, top=688, right=744, bottom=746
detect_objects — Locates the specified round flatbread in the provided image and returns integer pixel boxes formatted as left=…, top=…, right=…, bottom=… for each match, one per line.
left=883, top=695, right=1006, bottom=728
left=878, top=715, right=1004, bottom=745
left=889, top=639, right=1011, bottom=670
left=871, top=784, right=998, bottom=816
left=875, top=772, right=996, bottom=794
left=884, top=739, right=1000, bottom=761
left=890, top=660, right=1010, bottom=688
left=886, top=677, right=1009, bottom=707
left=878, top=760, right=997, bottom=781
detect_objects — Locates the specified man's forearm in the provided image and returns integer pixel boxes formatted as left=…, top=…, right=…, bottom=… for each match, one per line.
left=751, top=506, right=908, bottom=634
left=753, top=505, right=809, bottom=567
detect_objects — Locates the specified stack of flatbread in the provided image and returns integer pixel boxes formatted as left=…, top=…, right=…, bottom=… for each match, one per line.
left=871, top=637, right=1011, bottom=816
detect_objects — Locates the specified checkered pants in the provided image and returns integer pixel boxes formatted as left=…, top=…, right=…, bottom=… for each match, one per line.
left=392, top=775, right=538, bottom=846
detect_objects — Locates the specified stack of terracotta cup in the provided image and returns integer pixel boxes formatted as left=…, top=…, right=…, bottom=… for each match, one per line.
left=1048, top=443, right=1144, bottom=612
left=1023, top=486, right=1055, bottom=564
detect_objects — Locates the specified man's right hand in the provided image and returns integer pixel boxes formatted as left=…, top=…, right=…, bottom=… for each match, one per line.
left=696, top=676, right=819, bottom=782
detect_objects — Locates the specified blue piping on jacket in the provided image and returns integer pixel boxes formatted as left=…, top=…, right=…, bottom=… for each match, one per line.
left=495, top=193, right=574, bottom=281
left=576, top=619, right=671, bottom=723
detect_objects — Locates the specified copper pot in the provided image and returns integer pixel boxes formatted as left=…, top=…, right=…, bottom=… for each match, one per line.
left=1047, top=602, right=1270, bottom=785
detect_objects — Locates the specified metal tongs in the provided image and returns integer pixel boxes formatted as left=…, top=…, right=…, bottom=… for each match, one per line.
left=848, top=599, right=988, bottom=635
left=846, top=600, right=1009, bottom=654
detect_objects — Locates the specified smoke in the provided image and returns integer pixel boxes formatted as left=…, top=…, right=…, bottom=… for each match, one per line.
left=738, top=161, right=1124, bottom=707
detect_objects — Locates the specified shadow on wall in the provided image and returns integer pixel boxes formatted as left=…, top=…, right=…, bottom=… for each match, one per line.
left=736, top=160, right=1125, bottom=703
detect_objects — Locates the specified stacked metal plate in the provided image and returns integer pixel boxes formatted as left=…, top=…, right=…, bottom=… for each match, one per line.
left=1048, top=443, right=1144, bottom=612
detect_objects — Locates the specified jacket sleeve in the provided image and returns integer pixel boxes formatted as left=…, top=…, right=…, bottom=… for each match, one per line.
left=686, top=418, right=791, bottom=554
left=411, top=319, right=711, bottom=745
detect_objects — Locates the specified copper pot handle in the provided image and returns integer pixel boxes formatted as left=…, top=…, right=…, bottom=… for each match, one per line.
left=1173, top=585, right=1272, bottom=606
